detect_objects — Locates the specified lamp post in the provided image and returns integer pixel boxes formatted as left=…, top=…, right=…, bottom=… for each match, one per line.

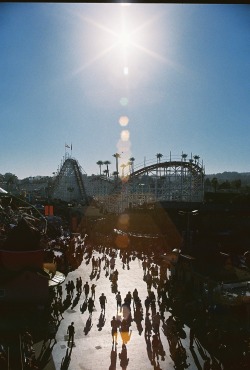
left=178, top=210, right=198, bottom=253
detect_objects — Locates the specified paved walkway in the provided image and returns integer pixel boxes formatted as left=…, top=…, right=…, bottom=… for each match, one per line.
left=40, top=246, right=215, bottom=370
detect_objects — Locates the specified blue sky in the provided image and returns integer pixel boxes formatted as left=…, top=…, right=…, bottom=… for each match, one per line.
left=1, top=3, right=249, bottom=179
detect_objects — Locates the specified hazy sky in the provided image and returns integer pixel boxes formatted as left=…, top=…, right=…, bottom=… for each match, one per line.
left=1, top=3, right=249, bottom=179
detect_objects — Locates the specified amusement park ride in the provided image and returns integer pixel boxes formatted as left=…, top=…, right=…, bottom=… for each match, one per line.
left=50, top=152, right=205, bottom=213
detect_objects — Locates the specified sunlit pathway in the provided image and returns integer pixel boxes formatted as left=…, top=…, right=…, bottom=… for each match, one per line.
left=46, top=247, right=212, bottom=370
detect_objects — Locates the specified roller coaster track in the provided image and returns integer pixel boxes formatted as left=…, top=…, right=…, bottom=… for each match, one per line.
left=51, top=157, right=89, bottom=204
left=129, top=160, right=204, bottom=178
left=95, top=158, right=205, bottom=213
left=50, top=154, right=205, bottom=212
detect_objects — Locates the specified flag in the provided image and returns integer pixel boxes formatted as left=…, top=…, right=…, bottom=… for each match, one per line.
left=71, top=143, right=72, bottom=151
left=65, top=143, right=70, bottom=148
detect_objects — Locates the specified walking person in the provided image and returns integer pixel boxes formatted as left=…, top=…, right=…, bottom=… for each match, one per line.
left=83, top=281, right=90, bottom=300
left=67, top=322, right=75, bottom=347
left=99, top=293, right=107, bottom=312
left=152, top=312, right=161, bottom=335
left=91, top=283, right=97, bottom=300
left=145, top=312, right=152, bottom=337
left=111, top=316, right=120, bottom=344
left=116, top=291, right=122, bottom=311
left=88, top=297, right=95, bottom=315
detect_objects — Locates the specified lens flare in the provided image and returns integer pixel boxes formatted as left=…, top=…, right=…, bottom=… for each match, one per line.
left=121, top=130, right=130, bottom=141
left=119, top=116, right=129, bottom=127
left=123, top=67, right=129, bottom=75
left=120, top=97, right=129, bottom=106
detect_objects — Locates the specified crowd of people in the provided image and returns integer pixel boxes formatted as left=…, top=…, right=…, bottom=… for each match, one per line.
left=42, top=232, right=249, bottom=369
left=1, top=229, right=249, bottom=370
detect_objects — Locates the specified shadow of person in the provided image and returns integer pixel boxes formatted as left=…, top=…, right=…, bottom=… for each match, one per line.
left=119, top=344, right=129, bottom=370
left=80, top=301, right=87, bottom=314
left=60, top=346, right=73, bottom=370
left=62, top=294, right=72, bottom=311
left=109, top=342, right=117, bottom=370
left=171, top=343, right=190, bottom=370
left=71, top=293, right=81, bottom=309
left=37, top=338, right=57, bottom=369
left=84, top=315, right=93, bottom=335
left=133, top=303, right=144, bottom=336
left=189, top=346, right=202, bottom=370
left=97, top=312, right=106, bottom=331
left=145, top=332, right=153, bottom=365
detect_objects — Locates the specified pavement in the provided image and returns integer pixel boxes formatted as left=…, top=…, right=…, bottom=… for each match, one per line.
left=38, top=246, right=216, bottom=370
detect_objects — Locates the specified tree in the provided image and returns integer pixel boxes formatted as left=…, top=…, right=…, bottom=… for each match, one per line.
left=112, top=171, right=119, bottom=179
left=120, top=163, right=127, bottom=177
left=129, top=157, right=135, bottom=173
left=211, top=177, right=219, bottom=193
left=112, top=153, right=121, bottom=180
left=204, top=177, right=211, bottom=191
left=219, top=180, right=231, bottom=190
left=193, top=155, right=200, bottom=164
left=231, top=179, right=241, bottom=192
left=5, top=173, right=18, bottom=192
left=156, top=153, right=163, bottom=163
left=156, top=153, right=163, bottom=177
left=103, top=160, right=111, bottom=177
left=103, top=169, right=109, bottom=178
left=96, top=161, right=104, bottom=176
left=181, top=153, right=188, bottom=162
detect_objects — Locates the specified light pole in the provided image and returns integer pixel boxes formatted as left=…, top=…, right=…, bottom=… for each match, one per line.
left=178, top=210, right=198, bottom=253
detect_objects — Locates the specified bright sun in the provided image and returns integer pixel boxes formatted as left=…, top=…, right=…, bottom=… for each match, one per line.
left=118, top=31, right=131, bottom=49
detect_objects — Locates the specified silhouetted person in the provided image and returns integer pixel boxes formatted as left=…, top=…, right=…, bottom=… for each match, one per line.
left=91, top=283, right=96, bottom=299
left=111, top=315, right=120, bottom=344
left=67, top=322, right=75, bottom=346
left=152, top=334, right=160, bottom=363
left=145, top=296, right=150, bottom=314
left=145, top=313, right=152, bottom=337
left=116, top=291, right=122, bottom=311
left=99, top=293, right=107, bottom=311
left=88, top=297, right=95, bottom=315
left=152, top=312, right=161, bottom=335
left=83, top=281, right=90, bottom=299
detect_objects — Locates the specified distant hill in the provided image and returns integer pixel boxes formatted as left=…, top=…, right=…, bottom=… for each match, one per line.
left=205, top=172, right=250, bottom=185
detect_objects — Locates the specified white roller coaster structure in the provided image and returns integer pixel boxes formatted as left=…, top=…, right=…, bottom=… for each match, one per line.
left=50, top=153, right=205, bottom=214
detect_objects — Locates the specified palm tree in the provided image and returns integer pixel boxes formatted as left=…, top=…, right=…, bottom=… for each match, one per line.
left=181, top=153, right=188, bottom=162
left=96, top=160, right=104, bottom=176
left=112, top=171, right=119, bottom=180
left=120, top=163, right=127, bottom=177
left=193, top=155, right=200, bottom=164
left=129, top=157, right=135, bottom=173
left=103, top=160, right=111, bottom=177
left=156, top=153, right=163, bottom=163
left=112, top=153, right=121, bottom=179
left=156, top=153, right=163, bottom=177
left=103, top=169, right=109, bottom=178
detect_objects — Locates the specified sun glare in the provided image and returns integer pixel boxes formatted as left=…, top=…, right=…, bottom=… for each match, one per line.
left=119, top=31, right=131, bottom=49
